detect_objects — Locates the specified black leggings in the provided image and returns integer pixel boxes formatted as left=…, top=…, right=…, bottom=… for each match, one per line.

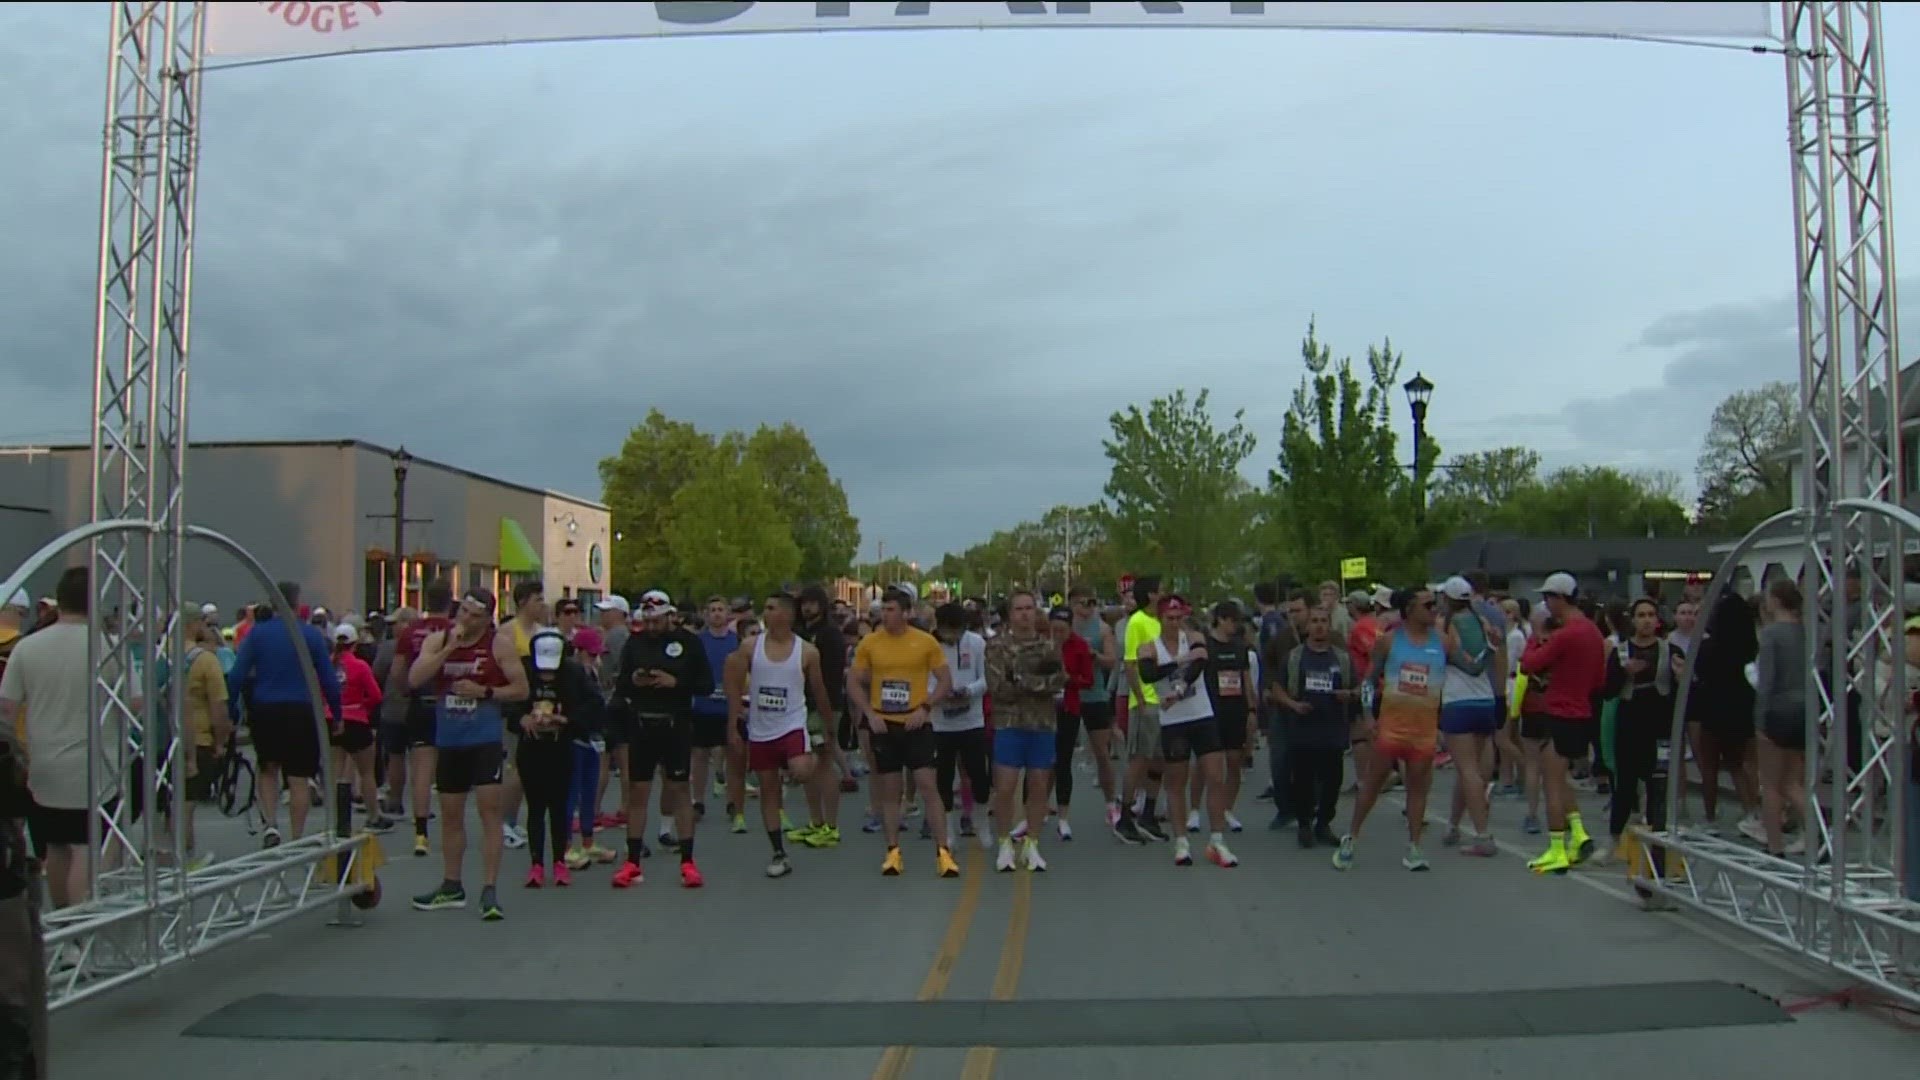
left=1289, top=746, right=1343, bottom=829
left=1054, top=709, right=1083, bottom=807
left=934, top=729, right=991, bottom=813
left=516, top=735, right=572, bottom=864
left=1609, top=709, right=1670, bottom=843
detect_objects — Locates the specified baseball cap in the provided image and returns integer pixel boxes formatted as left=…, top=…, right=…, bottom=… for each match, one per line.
left=1212, top=599, right=1244, bottom=623
left=1440, top=576, right=1473, bottom=601
left=638, top=589, right=673, bottom=617
left=892, top=582, right=919, bottom=605
left=1047, top=604, right=1072, bottom=623
left=330, top=621, right=357, bottom=643
left=1371, top=585, right=1394, bottom=611
left=572, top=626, right=607, bottom=657
left=729, top=595, right=753, bottom=614
left=1345, top=589, right=1371, bottom=608
left=529, top=629, right=567, bottom=672
left=200, top=602, right=219, bottom=618
left=1539, top=572, right=1579, bottom=599
left=1158, top=594, right=1191, bottom=616
left=595, top=594, right=631, bottom=616
left=462, top=586, right=497, bottom=614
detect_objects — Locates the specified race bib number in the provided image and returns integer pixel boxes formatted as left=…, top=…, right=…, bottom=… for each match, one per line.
left=443, top=695, right=477, bottom=714
left=879, top=680, right=911, bottom=711
left=1218, top=670, right=1243, bottom=697
left=1396, top=663, right=1430, bottom=696
left=756, top=686, right=789, bottom=714
left=1304, top=672, right=1335, bottom=695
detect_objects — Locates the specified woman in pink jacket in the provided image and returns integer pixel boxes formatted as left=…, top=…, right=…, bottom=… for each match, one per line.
left=329, top=622, right=395, bottom=833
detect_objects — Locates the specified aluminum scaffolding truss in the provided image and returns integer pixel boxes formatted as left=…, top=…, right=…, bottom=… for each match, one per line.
left=1646, top=1, right=1918, bottom=1011
left=25, top=1, right=373, bottom=1013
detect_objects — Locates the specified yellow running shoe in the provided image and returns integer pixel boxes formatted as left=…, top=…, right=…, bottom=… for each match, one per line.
left=936, top=846, right=960, bottom=878
left=563, top=845, right=590, bottom=870
left=786, top=824, right=819, bottom=847
left=881, top=846, right=904, bottom=876
left=1567, top=814, right=1595, bottom=865
left=814, top=825, right=841, bottom=848
left=730, top=813, right=748, bottom=834
left=1529, top=832, right=1572, bottom=875
left=413, top=833, right=429, bottom=858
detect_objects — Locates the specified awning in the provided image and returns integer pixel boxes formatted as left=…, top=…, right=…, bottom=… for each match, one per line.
left=499, top=518, right=542, bottom=574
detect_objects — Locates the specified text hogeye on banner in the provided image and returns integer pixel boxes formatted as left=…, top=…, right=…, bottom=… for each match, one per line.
left=209, top=2, right=1775, bottom=63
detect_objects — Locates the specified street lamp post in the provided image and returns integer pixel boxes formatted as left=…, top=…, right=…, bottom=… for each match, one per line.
left=1402, top=372, right=1435, bottom=525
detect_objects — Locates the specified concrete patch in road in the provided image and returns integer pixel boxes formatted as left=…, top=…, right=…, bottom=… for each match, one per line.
left=185, top=980, right=1789, bottom=1048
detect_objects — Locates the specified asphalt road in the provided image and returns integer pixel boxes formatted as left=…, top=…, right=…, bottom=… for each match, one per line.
left=46, top=754, right=1919, bottom=1079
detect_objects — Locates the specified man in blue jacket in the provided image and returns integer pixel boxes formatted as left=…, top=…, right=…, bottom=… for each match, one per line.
left=228, top=581, right=342, bottom=847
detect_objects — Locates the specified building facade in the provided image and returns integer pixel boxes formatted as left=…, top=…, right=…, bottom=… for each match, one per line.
left=0, top=439, right=611, bottom=619
left=1427, top=532, right=1722, bottom=604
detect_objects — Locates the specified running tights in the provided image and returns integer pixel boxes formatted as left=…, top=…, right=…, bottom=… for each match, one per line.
left=568, top=741, right=600, bottom=841
left=1288, top=746, right=1343, bottom=830
left=516, top=736, right=572, bottom=864
left=1053, top=709, right=1083, bottom=807
left=934, top=729, right=991, bottom=814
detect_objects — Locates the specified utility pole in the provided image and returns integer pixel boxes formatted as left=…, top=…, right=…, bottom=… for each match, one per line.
left=1062, top=508, right=1076, bottom=597
left=366, top=445, right=432, bottom=610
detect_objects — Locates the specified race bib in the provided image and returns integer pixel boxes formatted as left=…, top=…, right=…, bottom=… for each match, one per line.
left=942, top=700, right=971, bottom=718
left=443, top=695, right=477, bottom=713
left=1304, top=672, right=1335, bottom=695
left=1396, top=663, right=1430, bottom=696
left=756, top=686, right=789, bottom=714
left=589, top=738, right=607, bottom=753
left=879, top=679, right=911, bottom=711
left=1218, top=670, right=1243, bottom=697
left=709, top=688, right=726, bottom=699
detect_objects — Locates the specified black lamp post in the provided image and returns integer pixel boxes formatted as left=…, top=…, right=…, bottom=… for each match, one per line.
left=1402, top=372, right=1434, bottom=524
left=391, top=446, right=412, bottom=607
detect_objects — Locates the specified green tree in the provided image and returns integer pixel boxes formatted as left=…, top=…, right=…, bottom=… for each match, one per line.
left=739, top=423, right=861, bottom=582
left=665, top=456, right=802, bottom=598
left=1495, top=466, right=1690, bottom=538
left=1430, top=447, right=1542, bottom=530
left=1269, top=323, right=1440, bottom=584
left=1695, top=381, right=1797, bottom=535
left=1102, top=388, right=1259, bottom=595
left=599, top=409, right=717, bottom=593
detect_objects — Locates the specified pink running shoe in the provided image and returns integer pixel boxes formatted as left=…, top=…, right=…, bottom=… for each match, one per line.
left=679, top=861, right=705, bottom=889
left=524, top=864, right=545, bottom=889
left=552, top=861, right=573, bottom=886
left=612, top=861, right=644, bottom=889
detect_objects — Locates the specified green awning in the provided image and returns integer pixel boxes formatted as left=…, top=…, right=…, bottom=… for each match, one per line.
left=499, top=517, right=542, bottom=574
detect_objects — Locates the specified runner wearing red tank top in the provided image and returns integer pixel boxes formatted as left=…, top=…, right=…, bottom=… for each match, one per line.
left=397, top=579, right=455, bottom=856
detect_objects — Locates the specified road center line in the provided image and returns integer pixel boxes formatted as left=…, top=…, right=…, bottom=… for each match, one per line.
left=958, top=863, right=1036, bottom=1080
left=870, top=843, right=987, bottom=1080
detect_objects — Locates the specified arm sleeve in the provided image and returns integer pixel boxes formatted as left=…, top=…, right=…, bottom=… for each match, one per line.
left=961, top=635, right=988, bottom=700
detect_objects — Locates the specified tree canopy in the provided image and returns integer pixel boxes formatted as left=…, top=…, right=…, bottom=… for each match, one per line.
left=1694, top=381, right=1797, bottom=536
left=1102, top=388, right=1261, bottom=595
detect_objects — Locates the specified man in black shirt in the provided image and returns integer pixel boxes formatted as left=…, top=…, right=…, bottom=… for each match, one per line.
left=795, top=585, right=849, bottom=844
left=1193, top=601, right=1254, bottom=835
left=611, top=590, right=713, bottom=890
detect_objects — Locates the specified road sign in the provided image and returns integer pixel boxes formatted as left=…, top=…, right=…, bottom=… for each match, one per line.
left=1049, top=592, right=1065, bottom=608
left=1119, top=574, right=1135, bottom=596
left=1340, top=556, right=1368, bottom=580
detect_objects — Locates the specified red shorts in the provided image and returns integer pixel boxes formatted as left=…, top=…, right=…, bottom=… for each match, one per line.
left=748, top=729, right=809, bottom=773
left=1375, top=736, right=1437, bottom=765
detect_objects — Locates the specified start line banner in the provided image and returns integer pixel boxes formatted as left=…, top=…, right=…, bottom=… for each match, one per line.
left=207, top=2, right=1775, bottom=63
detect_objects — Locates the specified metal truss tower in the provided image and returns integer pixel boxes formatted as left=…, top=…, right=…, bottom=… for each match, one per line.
left=1651, top=0, right=1917, bottom=1012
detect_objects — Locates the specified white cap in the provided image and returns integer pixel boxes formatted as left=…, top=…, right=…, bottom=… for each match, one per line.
left=638, top=589, right=673, bottom=617
left=1440, top=576, right=1473, bottom=601
left=888, top=582, right=919, bottom=604
left=1371, top=585, right=1393, bottom=611
left=530, top=629, right=567, bottom=672
left=200, top=602, right=220, bottom=617
left=595, top=594, right=631, bottom=616
left=330, top=621, right=357, bottom=643
left=1539, top=571, right=1578, bottom=599
left=314, top=606, right=330, bottom=619
left=4, top=589, right=29, bottom=611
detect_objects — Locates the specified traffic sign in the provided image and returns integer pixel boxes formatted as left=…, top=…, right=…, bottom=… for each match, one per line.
left=1049, top=592, right=1065, bottom=608
left=1340, top=556, right=1368, bottom=581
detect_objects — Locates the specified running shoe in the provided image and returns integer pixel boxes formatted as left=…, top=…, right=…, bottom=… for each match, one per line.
left=363, top=816, right=397, bottom=834
left=1522, top=814, right=1543, bottom=836
left=658, top=828, right=676, bottom=847
left=1138, top=817, right=1170, bottom=843
left=1224, top=811, right=1244, bottom=834
left=611, top=861, right=644, bottom=889
left=1186, top=809, right=1201, bottom=834
left=881, top=846, right=904, bottom=876
left=1056, top=819, right=1073, bottom=842
left=595, top=811, right=626, bottom=830
left=862, top=812, right=883, bottom=834
left=959, top=815, right=977, bottom=837
left=919, top=819, right=934, bottom=841
left=1021, top=838, right=1047, bottom=872
left=1460, top=836, right=1498, bottom=858
left=552, top=862, right=572, bottom=887
left=1442, top=827, right=1462, bottom=847
left=1113, top=817, right=1146, bottom=845
left=479, top=886, right=504, bottom=921
left=502, top=824, right=527, bottom=850
left=412, top=833, right=429, bottom=858
left=780, top=810, right=795, bottom=832
left=1402, top=845, right=1430, bottom=872
left=411, top=882, right=466, bottom=911
left=1105, top=803, right=1122, bottom=830
left=997, top=839, right=1019, bottom=873
left=1173, top=837, right=1193, bottom=866
left=935, top=846, right=960, bottom=878
left=811, top=825, right=842, bottom=848
left=525, top=864, right=545, bottom=889
left=1331, top=835, right=1356, bottom=871
left=1296, top=823, right=1316, bottom=849
left=262, top=826, right=282, bottom=849
left=680, top=861, right=705, bottom=889
left=712, top=775, right=726, bottom=799
left=731, top=813, right=749, bottom=834
left=1009, top=819, right=1029, bottom=841
left=563, top=845, right=590, bottom=870
left=587, top=843, right=617, bottom=863
left=1206, top=839, right=1239, bottom=868
left=766, top=853, right=793, bottom=878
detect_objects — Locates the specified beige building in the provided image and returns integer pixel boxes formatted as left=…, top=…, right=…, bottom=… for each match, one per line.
left=0, top=438, right=611, bottom=618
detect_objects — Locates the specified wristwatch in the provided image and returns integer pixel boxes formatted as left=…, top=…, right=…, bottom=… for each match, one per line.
left=483, top=686, right=495, bottom=701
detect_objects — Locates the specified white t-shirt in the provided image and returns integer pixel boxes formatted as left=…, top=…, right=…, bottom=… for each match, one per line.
left=0, top=622, right=121, bottom=810
left=934, top=631, right=987, bottom=733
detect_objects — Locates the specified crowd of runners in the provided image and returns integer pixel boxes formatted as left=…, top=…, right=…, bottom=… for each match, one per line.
left=7, top=562, right=1918, bottom=924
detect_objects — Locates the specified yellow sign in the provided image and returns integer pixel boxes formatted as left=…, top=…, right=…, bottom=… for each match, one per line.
left=1340, top=557, right=1368, bottom=580
left=1049, top=592, right=1065, bottom=608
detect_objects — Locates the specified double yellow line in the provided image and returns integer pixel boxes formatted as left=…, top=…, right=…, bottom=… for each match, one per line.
left=868, top=847, right=1037, bottom=1080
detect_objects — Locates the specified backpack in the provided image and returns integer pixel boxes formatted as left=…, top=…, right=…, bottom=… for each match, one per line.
left=1286, top=644, right=1353, bottom=702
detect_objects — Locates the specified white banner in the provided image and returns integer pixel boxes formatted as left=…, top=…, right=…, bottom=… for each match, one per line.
left=206, top=2, right=1775, bottom=63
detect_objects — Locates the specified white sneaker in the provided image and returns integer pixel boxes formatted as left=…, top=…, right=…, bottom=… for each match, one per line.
left=1185, top=809, right=1201, bottom=834
left=978, top=830, right=996, bottom=851
left=1206, top=838, right=1239, bottom=868
left=1010, top=819, right=1029, bottom=840
left=996, top=838, right=1018, bottom=872
left=1022, top=838, right=1047, bottom=872
left=1055, top=818, right=1073, bottom=842
left=1224, top=811, right=1244, bottom=834
left=502, top=824, right=527, bottom=850
left=1738, top=816, right=1767, bottom=844
left=1173, top=836, right=1193, bottom=866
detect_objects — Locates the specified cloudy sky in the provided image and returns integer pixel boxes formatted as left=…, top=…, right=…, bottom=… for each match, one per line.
left=4, top=3, right=1918, bottom=566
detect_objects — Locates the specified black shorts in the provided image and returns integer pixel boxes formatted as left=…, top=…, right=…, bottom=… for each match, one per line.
left=404, top=696, right=437, bottom=750
left=1079, top=699, right=1115, bottom=732
left=379, top=719, right=411, bottom=756
left=434, top=742, right=506, bottom=795
left=26, top=800, right=91, bottom=850
left=183, top=746, right=219, bottom=802
left=602, top=698, right=632, bottom=750
left=690, top=713, right=729, bottom=750
left=1159, top=718, right=1224, bottom=762
left=629, top=713, right=693, bottom=782
left=250, top=701, right=323, bottom=779
left=1525, top=714, right=1593, bottom=761
left=872, top=723, right=937, bottom=773
left=1215, top=711, right=1251, bottom=753
left=330, top=723, right=374, bottom=754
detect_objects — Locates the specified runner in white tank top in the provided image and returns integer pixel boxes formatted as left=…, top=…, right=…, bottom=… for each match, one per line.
left=1138, top=595, right=1238, bottom=869
left=730, top=594, right=834, bottom=879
